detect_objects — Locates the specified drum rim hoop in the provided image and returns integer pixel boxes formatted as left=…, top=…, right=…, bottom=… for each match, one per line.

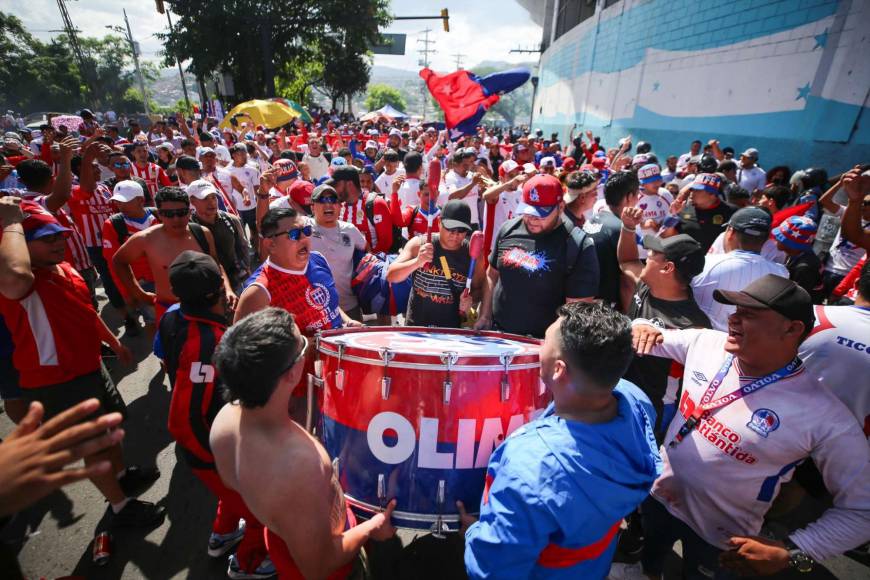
left=316, top=349, right=541, bottom=371
left=344, top=495, right=475, bottom=525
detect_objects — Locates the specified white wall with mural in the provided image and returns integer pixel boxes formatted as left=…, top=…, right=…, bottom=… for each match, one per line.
left=531, top=0, right=870, bottom=173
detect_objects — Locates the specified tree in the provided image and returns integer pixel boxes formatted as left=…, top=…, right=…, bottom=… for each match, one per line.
left=365, top=84, right=407, bottom=113
left=161, top=0, right=391, bottom=102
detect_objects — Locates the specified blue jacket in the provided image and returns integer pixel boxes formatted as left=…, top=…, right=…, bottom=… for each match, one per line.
left=464, top=381, right=662, bottom=579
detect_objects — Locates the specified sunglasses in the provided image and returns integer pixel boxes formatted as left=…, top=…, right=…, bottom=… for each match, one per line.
left=158, top=208, right=190, bottom=218
left=270, top=225, right=313, bottom=241
left=314, top=196, right=339, bottom=204
left=113, top=161, right=131, bottom=168
left=276, top=335, right=309, bottom=376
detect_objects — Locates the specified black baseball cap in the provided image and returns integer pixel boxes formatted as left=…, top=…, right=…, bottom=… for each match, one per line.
left=441, top=200, right=473, bottom=232
left=642, top=234, right=705, bottom=279
left=714, top=274, right=814, bottom=330
left=169, top=251, right=223, bottom=302
left=175, top=155, right=200, bottom=171
left=325, top=166, right=361, bottom=190
left=727, top=207, right=771, bottom=238
left=311, top=184, right=338, bottom=202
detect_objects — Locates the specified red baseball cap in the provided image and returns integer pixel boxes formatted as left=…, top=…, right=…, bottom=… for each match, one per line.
left=518, top=174, right=563, bottom=217
left=288, top=180, right=315, bottom=207
left=20, top=200, right=70, bottom=241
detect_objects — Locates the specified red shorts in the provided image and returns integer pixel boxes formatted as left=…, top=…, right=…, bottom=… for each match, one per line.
left=264, top=506, right=357, bottom=579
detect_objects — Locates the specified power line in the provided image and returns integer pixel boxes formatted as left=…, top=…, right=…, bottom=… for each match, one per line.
left=451, top=52, right=465, bottom=70
left=417, top=28, right=436, bottom=119
left=56, top=0, right=99, bottom=107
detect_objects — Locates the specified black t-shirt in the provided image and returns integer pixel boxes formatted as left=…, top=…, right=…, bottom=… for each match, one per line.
left=786, top=251, right=823, bottom=303
left=676, top=200, right=736, bottom=252
left=406, top=235, right=471, bottom=328
left=583, top=210, right=623, bottom=309
left=623, top=282, right=710, bottom=432
left=490, top=215, right=598, bottom=338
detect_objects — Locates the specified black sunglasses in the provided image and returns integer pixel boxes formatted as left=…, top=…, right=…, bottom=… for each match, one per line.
left=270, top=225, right=313, bottom=241
left=314, top=196, right=339, bottom=204
left=158, top=208, right=190, bottom=218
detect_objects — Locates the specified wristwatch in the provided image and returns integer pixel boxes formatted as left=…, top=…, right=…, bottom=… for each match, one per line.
left=784, top=538, right=814, bottom=573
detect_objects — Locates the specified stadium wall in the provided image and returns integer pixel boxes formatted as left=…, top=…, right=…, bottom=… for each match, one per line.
left=530, top=0, right=870, bottom=173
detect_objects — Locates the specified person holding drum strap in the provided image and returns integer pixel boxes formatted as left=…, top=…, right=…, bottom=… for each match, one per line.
left=210, top=308, right=397, bottom=579
left=460, top=302, right=661, bottom=579
left=386, top=199, right=485, bottom=328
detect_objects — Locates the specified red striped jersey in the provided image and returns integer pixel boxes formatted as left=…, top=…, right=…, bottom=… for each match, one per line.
left=131, top=161, right=171, bottom=200
left=0, top=262, right=101, bottom=388
left=68, top=183, right=115, bottom=247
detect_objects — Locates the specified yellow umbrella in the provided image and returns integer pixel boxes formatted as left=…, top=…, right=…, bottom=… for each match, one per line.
left=219, top=99, right=300, bottom=130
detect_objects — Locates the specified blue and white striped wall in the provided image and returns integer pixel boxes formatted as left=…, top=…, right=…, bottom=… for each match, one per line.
left=531, top=0, right=870, bottom=173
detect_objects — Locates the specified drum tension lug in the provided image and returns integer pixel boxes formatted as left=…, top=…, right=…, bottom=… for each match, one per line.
left=334, top=340, right=346, bottom=392
left=499, top=353, right=514, bottom=401
left=431, top=479, right=448, bottom=539
left=377, top=473, right=386, bottom=511
left=440, top=352, right=458, bottom=404
left=379, top=348, right=395, bottom=400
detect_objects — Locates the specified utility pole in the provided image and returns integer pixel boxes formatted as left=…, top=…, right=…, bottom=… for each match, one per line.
left=451, top=52, right=465, bottom=70
left=122, top=9, right=151, bottom=115
left=417, top=28, right=436, bottom=120
left=163, top=9, right=191, bottom=110
left=56, top=0, right=99, bottom=108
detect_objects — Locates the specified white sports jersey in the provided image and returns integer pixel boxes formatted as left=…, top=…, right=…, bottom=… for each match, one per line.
left=226, top=164, right=258, bottom=211
left=485, top=187, right=522, bottom=251
left=439, top=170, right=480, bottom=225
left=374, top=170, right=399, bottom=196
left=645, top=327, right=870, bottom=561
left=707, top=232, right=786, bottom=264
left=800, top=305, right=870, bottom=440
left=691, top=250, right=788, bottom=331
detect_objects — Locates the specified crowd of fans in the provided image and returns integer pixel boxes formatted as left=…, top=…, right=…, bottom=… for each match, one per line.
left=0, top=107, right=868, bottom=579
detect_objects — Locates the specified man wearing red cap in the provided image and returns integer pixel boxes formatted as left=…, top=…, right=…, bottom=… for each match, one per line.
left=476, top=174, right=599, bottom=338
left=0, top=197, right=165, bottom=529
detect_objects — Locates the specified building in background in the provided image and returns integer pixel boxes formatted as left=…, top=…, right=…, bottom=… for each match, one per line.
left=516, top=0, right=870, bottom=173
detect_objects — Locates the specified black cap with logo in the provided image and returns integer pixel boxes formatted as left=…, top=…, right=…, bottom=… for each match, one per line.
left=714, top=274, right=814, bottom=330
left=440, top=200, right=473, bottom=232
left=727, top=207, right=772, bottom=238
left=642, top=234, right=706, bottom=279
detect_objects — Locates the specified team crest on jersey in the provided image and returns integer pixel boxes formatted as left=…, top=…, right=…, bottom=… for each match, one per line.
left=305, top=283, right=331, bottom=310
left=713, top=215, right=724, bottom=225
left=341, top=233, right=351, bottom=246
left=747, top=408, right=780, bottom=438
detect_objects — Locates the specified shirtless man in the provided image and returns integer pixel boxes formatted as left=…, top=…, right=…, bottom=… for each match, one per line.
left=210, top=308, right=396, bottom=579
left=112, top=186, right=237, bottom=323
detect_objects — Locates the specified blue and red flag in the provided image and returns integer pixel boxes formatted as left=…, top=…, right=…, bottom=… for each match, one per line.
left=421, top=67, right=530, bottom=139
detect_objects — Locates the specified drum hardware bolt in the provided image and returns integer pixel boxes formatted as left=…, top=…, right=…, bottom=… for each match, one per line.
left=305, top=374, right=316, bottom=433
left=431, top=479, right=448, bottom=539
left=499, top=353, right=514, bottom=401
left=335, top=341, right=346, bottom=391
left=440, top=352, right=458, bottom=404
left=379, top=348, right=395, bottom=400
left=377, top=474, right=386, bottom=510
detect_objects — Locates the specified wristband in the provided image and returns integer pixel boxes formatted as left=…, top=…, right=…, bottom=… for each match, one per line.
left=621, top=224, right=637, bottom=232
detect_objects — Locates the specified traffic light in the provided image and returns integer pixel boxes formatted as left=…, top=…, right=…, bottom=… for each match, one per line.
left=155, top=0, right=165, bottom=14
left=441, top=8, right=449, bottom=32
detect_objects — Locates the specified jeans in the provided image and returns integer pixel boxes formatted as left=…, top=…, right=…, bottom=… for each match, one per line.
left=641, top=496, right=738, bottom=580
left=87, top=247, right=125, bottom=309
left=239, top=208, right=257, bottom=242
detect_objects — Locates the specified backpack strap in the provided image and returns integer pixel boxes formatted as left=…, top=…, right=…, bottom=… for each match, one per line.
left=565, top=220, right=588, bottom=277
left=110, top=213, right=129, bottom=245
left=188, top=222, right=211, bottom=254
left=364, top=192, right=377, bottom=224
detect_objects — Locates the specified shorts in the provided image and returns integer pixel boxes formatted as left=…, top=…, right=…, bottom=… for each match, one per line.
left=0, top=356, right=22, bottom=401
left=21, top=364, right=127, bottom=422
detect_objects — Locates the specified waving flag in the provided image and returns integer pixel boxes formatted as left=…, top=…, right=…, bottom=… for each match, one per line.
left=421, top=67, right=530, bottom=139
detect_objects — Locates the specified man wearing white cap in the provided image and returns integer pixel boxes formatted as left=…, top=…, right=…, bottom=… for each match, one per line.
left=736, top=148, right=766, bottom=194
left=102, top=180, right=159, bottom=330
left=188, top=180, right=250, bottom=292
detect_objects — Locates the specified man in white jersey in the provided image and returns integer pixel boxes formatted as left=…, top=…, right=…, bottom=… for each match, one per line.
left=800, top=261, right=870, bottom=440
left=692, top=207, right=787, bottom=330
left=632, top=274, right=870, bottom=578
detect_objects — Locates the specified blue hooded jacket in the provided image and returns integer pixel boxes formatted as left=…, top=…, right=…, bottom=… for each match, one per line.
left=465, top=380, right=662, bottom=579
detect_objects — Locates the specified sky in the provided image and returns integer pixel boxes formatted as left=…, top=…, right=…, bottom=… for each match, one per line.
left=6, top=0, right=543, bottom=72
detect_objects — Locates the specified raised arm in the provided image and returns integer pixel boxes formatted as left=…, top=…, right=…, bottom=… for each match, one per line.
left=617, top=206, right=644, bottom=286
left=0, top=197, right=35, bottom=300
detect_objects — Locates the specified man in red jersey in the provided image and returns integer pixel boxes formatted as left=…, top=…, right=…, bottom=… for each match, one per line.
left=0, top=197, right=164, bottom=529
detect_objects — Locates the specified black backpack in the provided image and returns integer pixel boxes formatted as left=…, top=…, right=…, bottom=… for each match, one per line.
left=363, top=192, right=406, bottom=254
